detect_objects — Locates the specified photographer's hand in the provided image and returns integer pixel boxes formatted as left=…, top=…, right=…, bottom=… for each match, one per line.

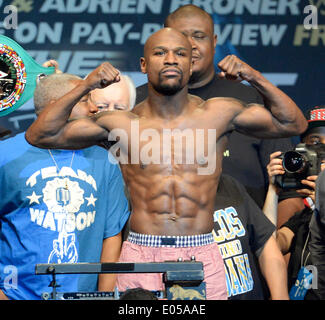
left=263, top=151, right=285, bottom=227
left=296, top=175, right=317, bottom=203
left=267, top=151, right=285, bottom=194
left=264, top=151, right=299, bottom=259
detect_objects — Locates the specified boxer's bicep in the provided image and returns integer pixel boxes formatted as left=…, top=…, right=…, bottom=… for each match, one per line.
left=233, top=103, right=284, bottom=138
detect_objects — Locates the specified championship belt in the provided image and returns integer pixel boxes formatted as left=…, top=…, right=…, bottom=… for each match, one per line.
left=0, top=35, right=55, bottom=117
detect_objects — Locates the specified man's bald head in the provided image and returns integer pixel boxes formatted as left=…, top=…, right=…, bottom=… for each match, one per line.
left=141, top=28, right=193, bottom=96
left=165, top=5, right=214, bottom=33
left=144, top=27, right=192, bottom=59
left=91, top=74, right=136, bottom=111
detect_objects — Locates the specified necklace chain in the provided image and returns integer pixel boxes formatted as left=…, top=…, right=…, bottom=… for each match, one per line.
left=48, top=149, right=75, bottom=190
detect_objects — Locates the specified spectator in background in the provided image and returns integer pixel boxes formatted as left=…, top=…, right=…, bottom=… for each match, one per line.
left=309, top=168, right=325, bottom=299
left=263, top=105, right=325, bottom=299
left=44, top=59, right=136, bottom=113
left=91, top=74, right=136, bottom=113
left=214, top=174, right=289, bottom=300
left=0, top=71, right=131, bottom=300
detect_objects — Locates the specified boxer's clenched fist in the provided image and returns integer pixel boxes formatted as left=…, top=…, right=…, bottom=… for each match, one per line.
left=85, top=62, right=120, bottom=90
left=217, top=55, right=259, bottom=82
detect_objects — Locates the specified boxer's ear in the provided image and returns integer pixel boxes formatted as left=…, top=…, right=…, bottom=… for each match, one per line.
left=140, top=57, right=147, bottom=74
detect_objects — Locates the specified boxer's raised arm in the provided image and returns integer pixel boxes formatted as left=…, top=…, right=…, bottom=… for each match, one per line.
left=27, top=117, right=110, bottom=150
left=217, top=55, right=307, bottom=137
left=26, top=62, right=121, bottom=149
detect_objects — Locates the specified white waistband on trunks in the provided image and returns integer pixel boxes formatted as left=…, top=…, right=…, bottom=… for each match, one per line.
left=127, top=231, right=214, bottom=247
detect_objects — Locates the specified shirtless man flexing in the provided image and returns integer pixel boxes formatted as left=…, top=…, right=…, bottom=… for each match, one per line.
left=26, top=28, right=307, bottom=300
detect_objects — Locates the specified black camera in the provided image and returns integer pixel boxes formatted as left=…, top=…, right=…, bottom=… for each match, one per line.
left=274, top=143, right=325, bottom=189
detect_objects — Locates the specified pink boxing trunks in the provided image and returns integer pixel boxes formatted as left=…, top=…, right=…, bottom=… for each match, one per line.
left=116, top=231, right=227, bottom=300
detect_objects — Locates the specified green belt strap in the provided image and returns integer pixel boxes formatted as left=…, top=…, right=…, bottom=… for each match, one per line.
left=0, top=35, right=55, bottom=117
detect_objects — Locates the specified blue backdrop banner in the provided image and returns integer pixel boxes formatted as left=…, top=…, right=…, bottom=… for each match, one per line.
left=0, top=0, right=324, bottom=135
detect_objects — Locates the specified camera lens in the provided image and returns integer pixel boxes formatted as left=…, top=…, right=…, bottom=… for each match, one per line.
left=282, top=151, right=306, bottom=173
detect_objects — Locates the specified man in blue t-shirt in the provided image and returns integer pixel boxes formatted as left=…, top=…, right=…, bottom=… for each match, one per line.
left=0, top=72, right=131, bottom=300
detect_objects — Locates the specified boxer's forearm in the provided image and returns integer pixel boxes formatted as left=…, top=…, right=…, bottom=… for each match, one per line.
left=248, top=72, right=307, bottom=135
left=26, top=61, right=120, bottom=147
left=26, top=81, right=91, bottom=146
